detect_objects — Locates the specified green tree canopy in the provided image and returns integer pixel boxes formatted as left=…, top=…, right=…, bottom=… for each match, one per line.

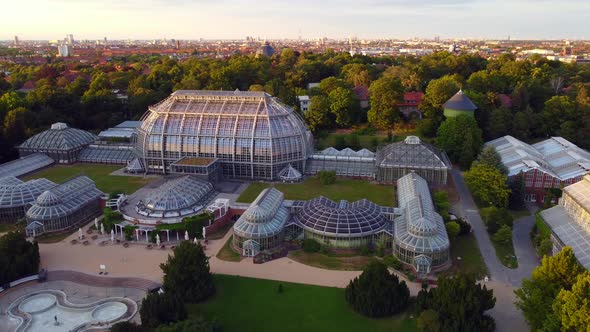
left=553, top=272, right=590, bottom=331
left=464, top=163, right=510, bottom=207
left=477, top=145, right=508, bottom=175
left=435, top=115, right=483, bottom=169
left=328, top=86, right=358, bottom=127
left=140, top=292, right=187, bottom=328
left=515, top=247, right=584, bottom=330
left=367, top=76, right=404, bottom=130
left=160, top=241, right=215, bottom=302
left=305, top=95, right=330, bottom=132
left=345, top=261, right=410, bottom=317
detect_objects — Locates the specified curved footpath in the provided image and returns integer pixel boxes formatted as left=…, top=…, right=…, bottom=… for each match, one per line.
left=450, top=169, right=534, bottom=332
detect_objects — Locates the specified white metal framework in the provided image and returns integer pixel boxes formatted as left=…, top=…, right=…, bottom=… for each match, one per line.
left=278, top=164, right=302, bottom=182
left=376, top=136, right=450, bottom=185
left=0, top=153, right=54, bottom=178
left=0, top=176, right=56, bottom=223
left=233, top=188, right=288, bottom=253
left=394, top=172, right=450, bottom=269
left=135, top=90, right=313, bottom=180
left=307, top=147, right=375, bottom=178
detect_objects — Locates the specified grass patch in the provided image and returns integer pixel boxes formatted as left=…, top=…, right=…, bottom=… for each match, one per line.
left=288, top=250, right=374, bottom=271
left=509, top=208, right=531, bottom=220
left=448, top=234, right=488, bottom=279
left=0, top=222, right=23, bottom=234
left=491, top=239, right=518, bottom=269
left=188, top=274, right=417, bottom=332
left=23, top=164, right=151, bottom=194
left=216, top=236, right=241, bottom=262
left=237, top=177, right=395, bottom=206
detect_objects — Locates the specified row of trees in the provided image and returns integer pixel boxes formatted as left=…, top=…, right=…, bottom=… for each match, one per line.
left=2, top=49, right=590, bottom=163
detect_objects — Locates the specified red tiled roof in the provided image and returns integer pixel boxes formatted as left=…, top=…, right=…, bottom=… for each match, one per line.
left=398, top=91, right=424, bottom=106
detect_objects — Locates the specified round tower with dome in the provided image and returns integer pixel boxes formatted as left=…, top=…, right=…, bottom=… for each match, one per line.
left=442, top=90, right=477, bottom=118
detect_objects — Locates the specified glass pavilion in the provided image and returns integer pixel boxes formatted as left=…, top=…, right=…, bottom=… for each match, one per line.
left=134, top=176, right=216, bottom=218
left=0, top=153, right=54, bottom=178
left=394, top=173, right=450, bottom=271
left=375, top=136, right=450, bottom=185
left=293, top=197, right=389, bottom=249
left=233, top=188, right=289, bottom=256
left=0, top=176, right=56, bottom=223
left=25, top=176, right=103, bottom=236
left=18, top=123, right=98, bottom=164
left=135, top=90, right=313, bottom=180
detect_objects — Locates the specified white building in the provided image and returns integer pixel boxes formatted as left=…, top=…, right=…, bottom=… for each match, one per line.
left=57, top=44, right=73, bottom=57
left=297, top=95, right=310, bottom=113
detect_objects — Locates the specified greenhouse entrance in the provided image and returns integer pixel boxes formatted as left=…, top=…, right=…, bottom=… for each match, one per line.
left=243, top=239, right=260, bottom=257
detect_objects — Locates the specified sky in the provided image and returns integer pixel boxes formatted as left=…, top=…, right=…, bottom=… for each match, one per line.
left=1, top=0, right=589, bottom=40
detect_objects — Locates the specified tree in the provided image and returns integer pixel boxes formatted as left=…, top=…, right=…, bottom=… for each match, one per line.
left=155, top=317, right=219, bottom=332
left=553, top=272, right=590, bottom=331
left=319, top=77, right=350, bottom=95
left=417, top=273, right=496, bottom=332
left=445, top=222, right=460, bottom=240
left=419, top=75, right=461, bottom=124
left=515, top=247, right=584, bottom=330
left=542, top=96, right=576, bottom=136
left=3, top=107, right=31, bottom=147
left=345, top=261, right=410, bottom=317
left=140, top=292, right=187, bottom=328
left=508, top=173, right=526, bottom=210
left=328, top=87, right=357, bottom=127
left=492, top=225, right=512, bottom=243
left=481, top=207, right=513, bottom=234
left=318, top=170, right=336, bottom=185
left=417, top=309, right=441, bottom=332
left=435, top=115, right=483, bottom=169
left=305, top=95, right=330, bottom=132
left=487, top=107, right=512, bottom=140
left=0, top=231, right=40, bottom=285
left=477, top=146, right=507, bottom=175
left=367, top=76, right=404, bottom=129
left=160, top=241, right=215, bottom=302
left=464, top=163, right=510, bottom=207
left=109, top=321, right=144, bottom=332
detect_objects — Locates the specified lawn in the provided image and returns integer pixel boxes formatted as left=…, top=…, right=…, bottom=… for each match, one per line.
left=288, top=250, right=374, bottom=271
left=215, top=236, right=242, bottom=262
left=448, top=234, right=488, bottom=278
left=492, top=239, right=518, bottom=268
left=188, top=275, right=418, bottom=332
left=237, top=177, right=395, bottom=206
left=23, top=164, right=151, bottom=194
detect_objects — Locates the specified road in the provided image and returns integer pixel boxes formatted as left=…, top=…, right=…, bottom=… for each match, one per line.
left=450, top=169, right=533, bottom=332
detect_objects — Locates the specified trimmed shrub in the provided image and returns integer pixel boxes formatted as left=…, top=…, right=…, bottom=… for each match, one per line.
left=317, top=170, right=336, bottom=185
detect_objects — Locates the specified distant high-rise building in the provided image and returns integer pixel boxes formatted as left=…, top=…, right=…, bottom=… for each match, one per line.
left=14, top=35, right=19, bottom=46
left=66, top=34, right=74, bottom=45
left=57, top=44, right=73, bottom=57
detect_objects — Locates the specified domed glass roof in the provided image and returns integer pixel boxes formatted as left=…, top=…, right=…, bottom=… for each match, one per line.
left=0, top=176, right=56, bottom=208
left=135, top=90, right=313, bottom=180
left=140, top=176, right=214, bottom=216
left=442, top=90, right=477, bottom=111
left=294, top=197, right=387, bottom=237
left=233, top=188, right=288, bottom=238
left=20, top=123, right=97, bottom=151
left=35, top=190, right=62, bottom=207
left=394, top=173, right=450, bottom=254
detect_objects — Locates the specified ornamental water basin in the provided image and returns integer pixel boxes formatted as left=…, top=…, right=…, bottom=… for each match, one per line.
left=7, top=290, right=137, bottom=332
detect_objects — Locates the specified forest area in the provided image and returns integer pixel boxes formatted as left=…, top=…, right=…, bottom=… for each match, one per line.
left=1, top=49, right=590, bottom=164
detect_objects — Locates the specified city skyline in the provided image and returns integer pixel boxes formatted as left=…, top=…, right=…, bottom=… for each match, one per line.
left=2, top=0, right=590, bottom=41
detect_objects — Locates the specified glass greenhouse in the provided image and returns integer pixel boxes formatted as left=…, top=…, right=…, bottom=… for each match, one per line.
left=394, top=173, right=450, bottom=271
left=25, top=176, right=102, bottom=236
left=375, top=136, right=450, bottom=185
left=135, top=90, right=313, bottom=180
left=18, top=123, right=98, bottom=164
left=278, top=164, right=302, bottom=182
left=79, top=145, right=134, bottom=164
left=293, top=196, right=389, bottom=249
left=134, top=176, right=215, bottom=218
left=307, top=147, right=375, bottom=178
left=0, top=176, right=56, bottom=223
left=233, top=188, right=289, bottom=256
left=0, top=153, right=54, bottom=178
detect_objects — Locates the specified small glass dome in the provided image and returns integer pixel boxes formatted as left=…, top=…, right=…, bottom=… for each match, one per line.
left=137, top=176, right=215, bottom=217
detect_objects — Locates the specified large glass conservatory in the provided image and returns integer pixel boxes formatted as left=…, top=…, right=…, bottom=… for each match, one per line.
left=25, top=176, right=102, bottom=236
left=0, top=176, right=56, bottom=223
left=394, top=173, right=450, bottom=272
left=18, top=123, right=98, bottom=164
left=375, top=136, right=450, bottom=185
left=135, top=90, right=313, bottom=180
left=293, top=197, right=389, bottom=249
left=133, top=176, right=216, bottom=218
left=233, top=188, right=289, bottom=256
